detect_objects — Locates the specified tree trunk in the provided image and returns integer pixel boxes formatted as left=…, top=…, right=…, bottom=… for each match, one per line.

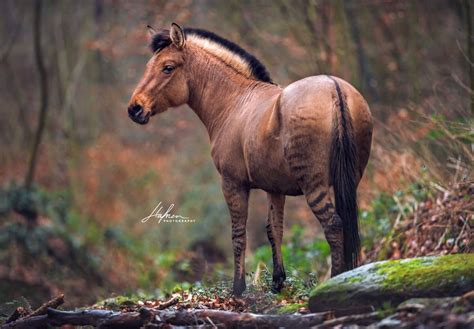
left=24, top=0, right=49, bottom=191
left=343, top=1, right=379, bottom=102
left=370, top=5, right=402, bottom=73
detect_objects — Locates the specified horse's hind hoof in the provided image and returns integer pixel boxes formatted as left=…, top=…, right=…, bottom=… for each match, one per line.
left=271, top=281, right=284, bottom=293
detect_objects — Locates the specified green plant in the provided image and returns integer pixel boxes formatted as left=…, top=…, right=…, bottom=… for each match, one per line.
left=251, top=224, right=330, bottom=281
left=360, top=179, right=432, bottom=250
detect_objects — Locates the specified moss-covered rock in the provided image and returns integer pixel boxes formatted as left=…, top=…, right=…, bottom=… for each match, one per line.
left=309, top=254, right=474, bottom=312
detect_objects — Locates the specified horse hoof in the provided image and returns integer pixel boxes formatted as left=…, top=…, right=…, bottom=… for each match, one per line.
left=271, top=280, right=284, bottom=293
left=232, top=278, right=246, bottom=296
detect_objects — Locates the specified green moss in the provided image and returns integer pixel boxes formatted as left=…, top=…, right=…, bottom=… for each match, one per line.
left=376, top=301, right=397, bottom=318
left=347, top=276, right=363, bottom=284
left=276, top=303, right=305, bottom=314
left=451, top=304, right=467, bottom=314
left=309, top=254, right=474, bottom=312
left=95, top=293, right=155, bottom=310
left=375, top=254, right=474, bottom=292
left=310, top=268, right=366, bottom=297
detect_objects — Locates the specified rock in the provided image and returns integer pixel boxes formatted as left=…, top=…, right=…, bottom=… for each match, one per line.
left=397, top=296, right=459, bottom=311
left=309, top=254, right=474, bottom=312
left=376, top=314, right=402, bottom=328
left=396, top=302, right=425, bottom=313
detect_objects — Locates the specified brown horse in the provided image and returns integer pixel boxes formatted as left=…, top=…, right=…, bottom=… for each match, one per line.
left=128, top=23, right=373, bottom=296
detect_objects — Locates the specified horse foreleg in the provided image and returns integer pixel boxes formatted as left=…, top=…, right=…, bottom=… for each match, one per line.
left=266, top=193, right=286, bottom=292
left=222, top=179, right=249, bottom=296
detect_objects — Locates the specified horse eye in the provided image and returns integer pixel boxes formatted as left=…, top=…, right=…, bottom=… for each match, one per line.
left=162, top=65, right=175, bottom=74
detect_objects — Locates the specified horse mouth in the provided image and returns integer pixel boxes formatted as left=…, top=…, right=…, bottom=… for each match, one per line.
left=129, top=111, right=151, bottom=125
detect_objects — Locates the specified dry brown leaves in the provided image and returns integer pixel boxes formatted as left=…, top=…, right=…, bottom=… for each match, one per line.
left=366, top=181, right=473, bottom=263
left=95, top=293, right=249, bottom=313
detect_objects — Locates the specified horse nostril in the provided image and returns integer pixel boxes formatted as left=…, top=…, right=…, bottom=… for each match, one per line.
left=128, top=104, right=143, bottom=117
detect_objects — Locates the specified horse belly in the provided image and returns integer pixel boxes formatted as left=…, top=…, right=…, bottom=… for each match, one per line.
left=245, top=141, right=302, bottom=196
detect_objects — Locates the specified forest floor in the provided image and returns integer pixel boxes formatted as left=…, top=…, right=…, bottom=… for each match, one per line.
left=1, top=181, right=472, bottom=328
left=2, top=277, right=472, bottom=328
left=364, top=180, right=472, bottom=263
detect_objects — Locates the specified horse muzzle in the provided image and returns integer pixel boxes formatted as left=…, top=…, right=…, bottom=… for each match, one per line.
left=128, top=104, right=151, bottom=125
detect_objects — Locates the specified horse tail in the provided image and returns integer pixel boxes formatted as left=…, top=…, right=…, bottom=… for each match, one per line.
left=327, top=76, right=360, bottom=270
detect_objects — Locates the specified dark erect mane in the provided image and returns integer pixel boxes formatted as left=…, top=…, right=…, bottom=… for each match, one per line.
left=150, top=27, right=272, bottom=83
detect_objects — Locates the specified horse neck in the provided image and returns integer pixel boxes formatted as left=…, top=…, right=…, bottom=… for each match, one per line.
left=185, top=49, right=275, bottom=139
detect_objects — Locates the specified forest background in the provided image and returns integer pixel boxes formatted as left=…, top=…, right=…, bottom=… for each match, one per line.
left=0, top=0, right=472, bottom=309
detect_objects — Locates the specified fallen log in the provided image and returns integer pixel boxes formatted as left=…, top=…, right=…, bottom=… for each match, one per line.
left=23, top=294, right=64, bottom=319
left=155, top=309, right=333, bottom=328
left=4, top=294, right=64, bottom=325
left=1, top=315, right=49, bottom=329
left=311, top=312, right=380, bottom=328
left=1, top=307, right=333, bottom=328
left=1, top=308, right=149, bottom=329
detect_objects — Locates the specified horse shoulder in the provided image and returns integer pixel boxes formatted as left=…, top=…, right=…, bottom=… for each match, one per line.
left=260, top=91, right=283, bottom=139
left=210, top=118, right=249, bottom=183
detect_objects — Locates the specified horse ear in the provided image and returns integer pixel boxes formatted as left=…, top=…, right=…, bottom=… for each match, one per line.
left=147, top=25, right=157, bottom=42
left=170, top=22, right=185, bottom=49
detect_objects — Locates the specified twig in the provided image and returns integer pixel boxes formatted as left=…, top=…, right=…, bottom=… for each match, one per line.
left=5, top=295, right=64, bottom=324
left=252, top=261, right=266, bottom=285
left=155, top=295, right=180, bottom=310
left=454, top=216, right=469, bottom=247
left=430, top=182, right=449, bottom=194
left=206, top=316, right=218, bottom=328
left=393, top=195, right=407, bottom=220
left=435, top=217, right=452, bottom=251
left=312, top=312, right=380, bottom=328
left=24, top=294, right=64, bottom=319
left=452, top=73, right=474, bottom=95
left=5, top=308, right=28, bottom=324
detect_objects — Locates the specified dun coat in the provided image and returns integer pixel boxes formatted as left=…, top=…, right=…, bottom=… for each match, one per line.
left=128, top=23, right=373, bottom=296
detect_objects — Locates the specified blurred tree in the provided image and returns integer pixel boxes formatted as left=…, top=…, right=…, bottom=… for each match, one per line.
left=463, top=0, right=473, bottom=114
left=24, top=0, right=48, bottom=210
left=343, top=0, right=379, bottom=102
left=369, top=5, right=402, bottom=73
left=0, top=1, right=31, bottom=143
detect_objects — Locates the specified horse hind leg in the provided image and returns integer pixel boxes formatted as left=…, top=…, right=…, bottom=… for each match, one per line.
left=285, top=139, right=346, bottom=276
left=305, top=181, right=345, bottom=276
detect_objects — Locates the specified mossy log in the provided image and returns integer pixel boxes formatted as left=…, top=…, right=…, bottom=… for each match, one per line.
left=309, top=254, right=474, bottom=312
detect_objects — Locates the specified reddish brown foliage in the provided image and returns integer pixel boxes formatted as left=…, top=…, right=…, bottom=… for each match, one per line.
left=364, top=181, right=473, bottom=263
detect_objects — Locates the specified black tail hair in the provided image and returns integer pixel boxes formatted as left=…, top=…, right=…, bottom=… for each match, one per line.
left=327, top=76, right=360, bottom=270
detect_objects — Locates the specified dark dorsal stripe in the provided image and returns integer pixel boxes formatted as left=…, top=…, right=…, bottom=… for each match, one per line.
left=150, top=27, right=272, bottom=83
